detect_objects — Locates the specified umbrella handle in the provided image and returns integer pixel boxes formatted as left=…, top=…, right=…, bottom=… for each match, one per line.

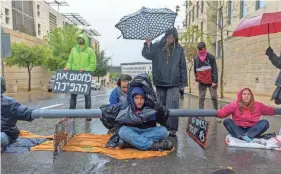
left=268, top=24, right=270, bottom=47
left=117, top=35, right=122, bottom=39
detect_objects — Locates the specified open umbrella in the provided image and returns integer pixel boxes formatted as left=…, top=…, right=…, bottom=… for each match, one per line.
left=232, top=11, right=281, bottom=46
left=115, top=7, right=177, bottom=40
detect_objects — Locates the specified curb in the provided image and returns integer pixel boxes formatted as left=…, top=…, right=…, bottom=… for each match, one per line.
left=185, top=93, right=233, bottom=103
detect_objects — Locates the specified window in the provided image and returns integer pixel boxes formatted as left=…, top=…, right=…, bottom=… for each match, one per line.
left=201, top=1, right=204, bottom=13
left=37, top=4, right=40, bottom=17
left=200, top=22, right=203, bottom=40
left=217, top=40, right=222, bottom=57
left=192, top=6, right=195, bottom=22
left=256, top=1, right=265, bottom=10
left=5, top=8, right=10, bottom=24
left=227, top=1, right=233, bottom=25
left=196, top=1, right=199, bottom=18
left=240, top=0, right=246, bottom=19
left=38, top=24, right=41, bottom=36
left=49, top=12, right=57, bottom=31
left=5, top=8, right=9, bottom=15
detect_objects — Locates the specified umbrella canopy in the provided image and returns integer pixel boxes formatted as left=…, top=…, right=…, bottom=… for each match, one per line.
left=115, top=7, right=177, bottom=40
left=232, top=11, right=281, bottom=46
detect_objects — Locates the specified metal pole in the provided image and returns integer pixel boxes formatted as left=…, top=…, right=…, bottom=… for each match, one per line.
left=31, top=108, right=281, bottom=119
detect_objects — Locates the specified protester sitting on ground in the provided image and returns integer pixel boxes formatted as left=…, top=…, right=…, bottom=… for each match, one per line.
left=216, top=88, right=275, bottom=143
left=117, top=87, right=173, bottom=151
left=1, top=77, right=34, bottom=149
left=109, top=74, right=132, bottom=105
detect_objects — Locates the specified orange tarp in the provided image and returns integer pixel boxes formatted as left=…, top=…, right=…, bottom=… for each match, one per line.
left=20, top=131, right=173, bottom=160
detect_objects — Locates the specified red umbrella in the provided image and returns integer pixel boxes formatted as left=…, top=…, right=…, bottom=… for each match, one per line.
left=232, top=11, right=281, bottom=46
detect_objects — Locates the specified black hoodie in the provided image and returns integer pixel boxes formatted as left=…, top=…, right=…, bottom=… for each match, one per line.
left=142, top=28, right=187, bottom=88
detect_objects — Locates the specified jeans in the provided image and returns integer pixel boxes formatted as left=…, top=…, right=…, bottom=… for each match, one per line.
left=198, top=83, right=218, bottom=110
left=69, top=90, right=91, bottom=109
left=1, top=132, right=10, bottom=148
left=156, top=86, right=179, bottom=131
left=118, top=126, right=168, bottom=150
left=223, top=118, right=270, bottom=139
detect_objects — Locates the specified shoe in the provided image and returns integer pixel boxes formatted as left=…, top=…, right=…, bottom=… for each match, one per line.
left=149, top=140, right=173, bottom=151
left=118, top=139, right=134, bottom=149
left=169, top=130, right=177, bottom=137
left=86, top=118, right=92, bottom=121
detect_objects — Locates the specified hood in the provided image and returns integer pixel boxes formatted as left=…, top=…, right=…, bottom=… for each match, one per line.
left=130, top=87, right=145, bottom=111
left=1, top=76, right=6, bottom=94
left=159, top=27, right=179, bottom=47
left=236, top=88, right=254, bottom=103
left=75, top=33, right=89, bottom=51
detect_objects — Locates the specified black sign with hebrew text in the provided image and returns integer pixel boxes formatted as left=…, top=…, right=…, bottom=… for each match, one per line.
left=52, top=70, right=92, bottom=95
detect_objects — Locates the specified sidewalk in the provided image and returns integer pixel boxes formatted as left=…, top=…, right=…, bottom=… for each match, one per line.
left=5, top=90, right=54, bottom=103
left=187, top=91, right=278, bottom=107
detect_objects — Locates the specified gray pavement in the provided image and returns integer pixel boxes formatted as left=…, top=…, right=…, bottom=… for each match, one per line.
left=1, top=88, right=281, bottom=174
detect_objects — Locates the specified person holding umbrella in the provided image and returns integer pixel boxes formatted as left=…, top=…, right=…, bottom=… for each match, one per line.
left=142, top=28, right=187, bottom=137
left=266, top=47, right=281, bottom=104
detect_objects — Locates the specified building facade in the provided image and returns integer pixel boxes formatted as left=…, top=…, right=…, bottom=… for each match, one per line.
left=184, top=0, right=281, bottom=96
left=0, top=0, right=101, bottom=92
left=121, top=62, right=152, bottom=78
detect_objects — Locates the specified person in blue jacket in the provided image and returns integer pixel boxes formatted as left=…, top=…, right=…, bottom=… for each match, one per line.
left=109, top=74, right=132, bottom=105
left=1, top=77, right=34, bottom=149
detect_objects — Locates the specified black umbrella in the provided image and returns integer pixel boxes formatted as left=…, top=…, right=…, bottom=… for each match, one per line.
left=115, top=7, right=177, bottom=40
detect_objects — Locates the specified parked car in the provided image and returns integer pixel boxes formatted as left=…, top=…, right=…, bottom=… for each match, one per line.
left=91, top=80, right=101, bottom=90
left=47, top=74, right=56, bottom=92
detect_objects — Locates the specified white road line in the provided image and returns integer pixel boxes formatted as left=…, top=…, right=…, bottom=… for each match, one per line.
left=40, top=104, right=64, bottom=110
left=39, top=93, right=108, bottom=109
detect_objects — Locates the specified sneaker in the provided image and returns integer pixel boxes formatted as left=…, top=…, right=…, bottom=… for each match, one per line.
left=149, top=140, right=173, bottom=151
left=169, top=130, right=177, bottom=137
left=118, top=139, right=134, bottom=149
left=86, top=118, right=92, bottom=121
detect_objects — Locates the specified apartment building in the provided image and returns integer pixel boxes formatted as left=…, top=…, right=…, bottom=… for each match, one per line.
left=184, top=0, right=281, bottom=96
left=0, top=0, right=101, bottom=92
left=121, top=62, right=152, bottom=78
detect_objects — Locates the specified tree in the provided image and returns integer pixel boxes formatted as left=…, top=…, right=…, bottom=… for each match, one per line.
left=94, top=50, right=111, bottom=82
left=45, top=25, right=80, bottom=71
left=180, top=25, right=211, bottom=93
left=109, top=72, right=121, bottom=83
left=5, top=43, right=52, bottom=91
left=190, top=1, right=246, bottom=98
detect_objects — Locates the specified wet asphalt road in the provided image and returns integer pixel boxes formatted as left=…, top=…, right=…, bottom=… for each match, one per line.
left=1, top=88, right=281, bottom=174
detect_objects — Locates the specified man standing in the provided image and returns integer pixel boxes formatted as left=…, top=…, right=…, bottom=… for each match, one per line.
left=194, top=42, right=218, bottom=110
left=64, top=33, right=96, bottom=121
left=142, top=28, right=187, bottom=137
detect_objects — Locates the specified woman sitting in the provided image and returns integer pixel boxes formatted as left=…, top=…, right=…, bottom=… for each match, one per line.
left=217, top=88, right=275, bottom=142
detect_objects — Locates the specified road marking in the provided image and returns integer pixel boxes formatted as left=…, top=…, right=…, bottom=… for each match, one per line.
left=39, top=93, right=108, bottom=109
left=40, top=104, right=64, bottom=110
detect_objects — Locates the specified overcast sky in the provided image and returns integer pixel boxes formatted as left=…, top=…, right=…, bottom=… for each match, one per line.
left=58, top=0, right=185, bottom=66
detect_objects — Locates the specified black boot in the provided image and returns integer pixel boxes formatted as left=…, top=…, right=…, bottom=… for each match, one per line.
left=149, top=140, right=173, bottom=151
left=118, top=139, right=135, bottom=149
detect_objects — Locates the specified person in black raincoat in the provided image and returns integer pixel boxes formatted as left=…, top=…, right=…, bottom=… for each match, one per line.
left=266, top=47, right=281, bottom=104
left=142, top=28, right=187, bottom=137
left=116, top=87, right=173, bottom=151
left=1, top=77, right=34, bottom=149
